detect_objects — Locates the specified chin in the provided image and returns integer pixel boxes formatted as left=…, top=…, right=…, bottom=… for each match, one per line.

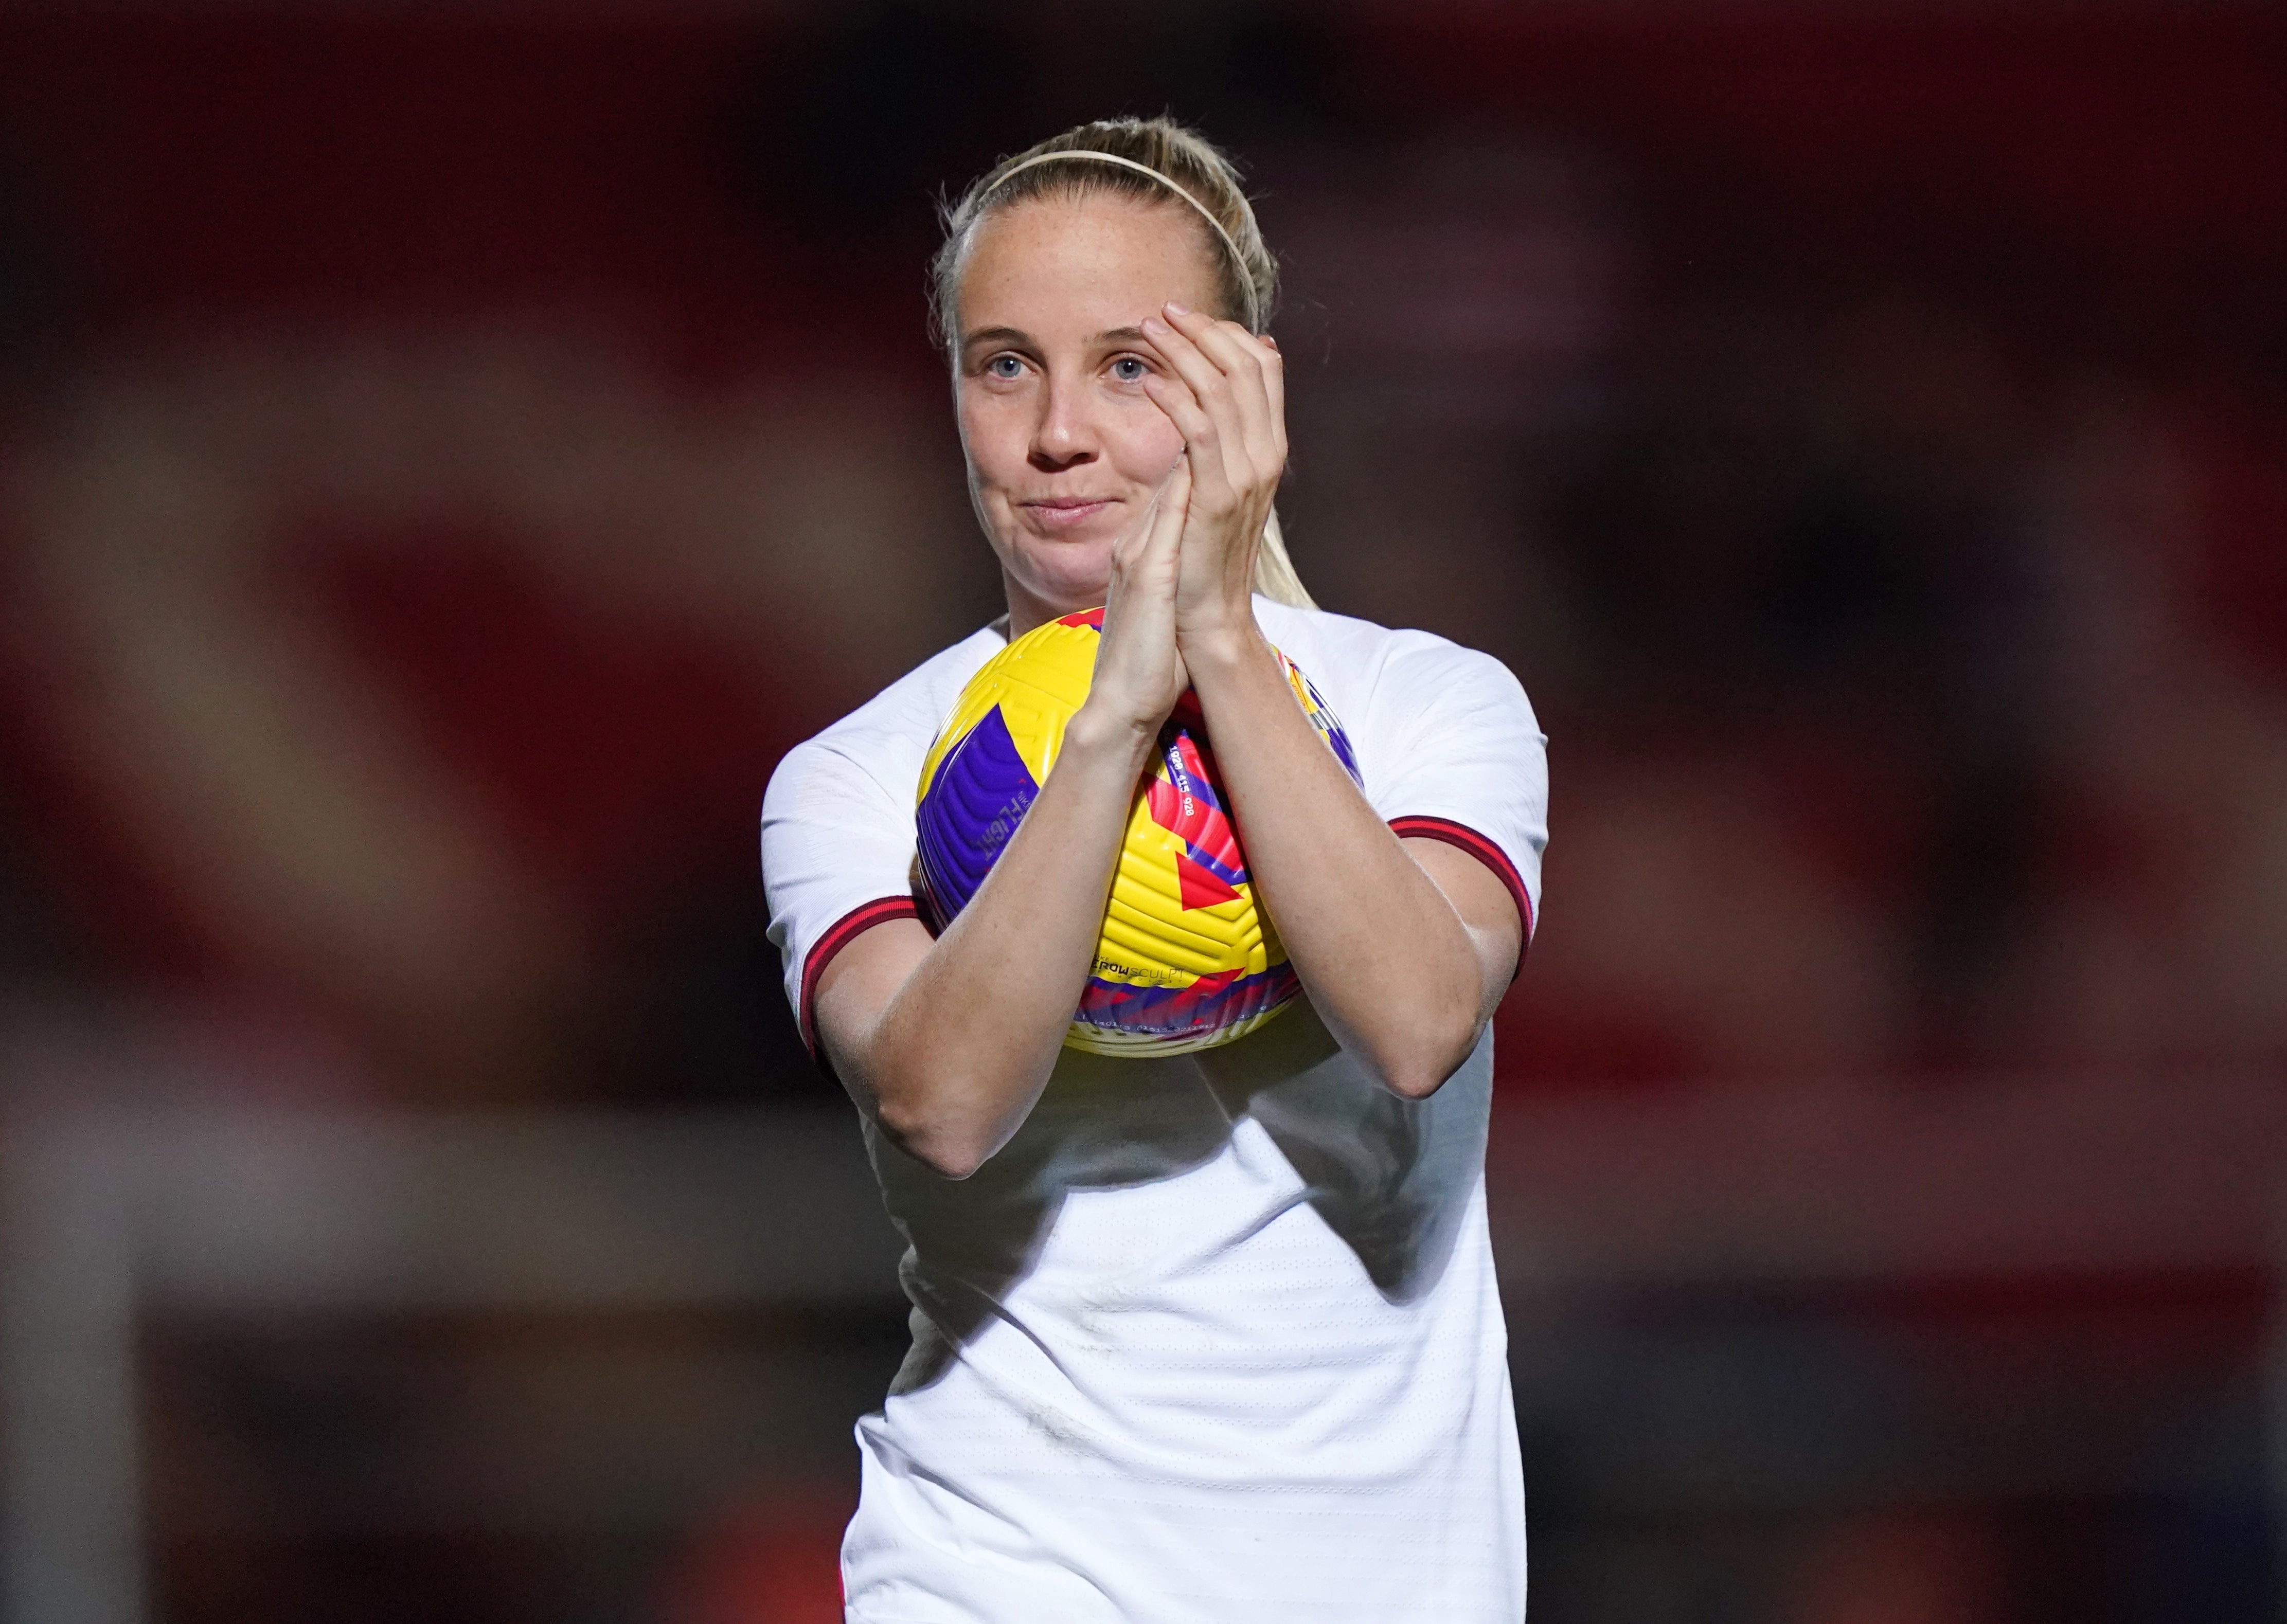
left=1013, top=538, right=1114, bottom=612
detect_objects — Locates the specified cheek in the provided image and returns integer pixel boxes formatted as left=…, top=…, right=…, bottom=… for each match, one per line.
left=956, top=392, right=1026, bottom=489
left=1105, top=403, right=1187, bottom=482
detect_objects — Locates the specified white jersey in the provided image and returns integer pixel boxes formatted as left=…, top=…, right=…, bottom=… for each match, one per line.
left=762, top=597, right=1548, bottom=1624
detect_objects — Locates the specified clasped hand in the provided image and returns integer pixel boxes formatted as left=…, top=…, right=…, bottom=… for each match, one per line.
left=1085, top=302, right=1288, bottom=737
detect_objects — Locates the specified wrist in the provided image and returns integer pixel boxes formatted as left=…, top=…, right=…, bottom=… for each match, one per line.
left=1176, top=619, right=1275, bottom=683
left=1063, top=700, right=1164, bottom=769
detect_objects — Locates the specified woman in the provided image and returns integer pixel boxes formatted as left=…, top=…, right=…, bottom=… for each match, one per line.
left=762, top=117, right=1547, bottom=1622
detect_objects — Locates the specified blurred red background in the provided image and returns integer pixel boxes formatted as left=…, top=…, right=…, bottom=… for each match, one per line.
left=1, top=5, right=2282, bottom=1621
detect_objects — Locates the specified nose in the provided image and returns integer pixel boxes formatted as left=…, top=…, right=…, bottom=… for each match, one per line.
left=1028, top=368, right=1098, bottom=473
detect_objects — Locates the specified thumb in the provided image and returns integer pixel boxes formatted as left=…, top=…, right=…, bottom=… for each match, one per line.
left=1118, top=474, right=1174, bottom=564
left=1145, top=460, right=1191, bottom=556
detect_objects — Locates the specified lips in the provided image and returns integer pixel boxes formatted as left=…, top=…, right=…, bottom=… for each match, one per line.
left=1020, top=497, right=1117, bottom=530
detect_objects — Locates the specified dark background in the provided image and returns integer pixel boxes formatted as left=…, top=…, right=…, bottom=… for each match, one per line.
left=2, top=3, right=2283, bottom=1620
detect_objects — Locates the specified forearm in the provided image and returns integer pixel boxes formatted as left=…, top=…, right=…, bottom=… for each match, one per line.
left=843, top=711, right=1157, bottom=1175
left=1186, top=628, right=1490, bottom=1096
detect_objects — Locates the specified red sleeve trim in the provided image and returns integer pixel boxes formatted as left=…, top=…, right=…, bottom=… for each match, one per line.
left=798, top=896, right=922, bottom=1056
left=1390, top=815, right=1535, bottom=961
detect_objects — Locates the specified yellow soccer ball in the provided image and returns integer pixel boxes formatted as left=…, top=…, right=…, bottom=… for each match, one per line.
left=915, top=608, right=1360, bottom=1056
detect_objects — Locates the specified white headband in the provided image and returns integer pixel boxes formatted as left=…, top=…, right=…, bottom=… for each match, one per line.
left=980, top=149, right=1262, bottom=331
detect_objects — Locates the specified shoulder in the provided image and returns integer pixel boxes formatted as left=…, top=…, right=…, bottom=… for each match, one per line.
left=1256, top=601, right=1548, bottom=931
left=1250, top=598, right=1534, bottom=727
left=764, top=626, right=1006, bottom=819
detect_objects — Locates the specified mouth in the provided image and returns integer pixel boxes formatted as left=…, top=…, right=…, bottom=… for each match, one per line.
left=1019, top=496, right=1118, bottom=531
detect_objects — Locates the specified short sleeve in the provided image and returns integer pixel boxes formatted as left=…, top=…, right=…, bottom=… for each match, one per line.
left=1361, top=637, right=1548, bottom=945
left=760, top=737, right=923, bottom=1053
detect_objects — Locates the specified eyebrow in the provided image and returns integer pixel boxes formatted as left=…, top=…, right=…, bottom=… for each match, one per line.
left=959, top=324, right=1156, bottom=351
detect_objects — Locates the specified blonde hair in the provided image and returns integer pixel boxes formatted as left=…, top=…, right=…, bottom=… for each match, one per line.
left=932, top=117, right=1314, bottom=611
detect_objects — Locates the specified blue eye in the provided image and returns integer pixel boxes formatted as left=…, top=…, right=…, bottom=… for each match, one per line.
left=987, top=354, right=1024, bottom=380
left=1111, top=357, right=1148, bottom=383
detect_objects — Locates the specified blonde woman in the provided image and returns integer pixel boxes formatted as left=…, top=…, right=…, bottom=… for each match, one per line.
left=763, top=117, right=1547, bottom=1621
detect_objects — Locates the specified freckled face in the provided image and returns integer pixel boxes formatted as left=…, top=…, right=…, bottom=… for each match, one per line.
left=953, top=194, right=1226, bottom=624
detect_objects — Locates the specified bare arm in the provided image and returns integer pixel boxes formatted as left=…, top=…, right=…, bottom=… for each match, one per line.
left=1186, top=632, right=1520, bottom=1096
left=810, top=480, right=1191, bottom=1178
left=1141, top=303, right=1522, bottom=1097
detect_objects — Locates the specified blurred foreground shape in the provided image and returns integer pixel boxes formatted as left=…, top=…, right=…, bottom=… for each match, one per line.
left=4, top=1073, right=2281, bottom=1621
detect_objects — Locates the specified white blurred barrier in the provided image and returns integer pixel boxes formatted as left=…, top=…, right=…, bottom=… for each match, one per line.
left=1485, top=1070, right=2287, bottom=1287
left=0, top=1108, right=900, bottom=1624
left=5, top=1074, right=2283, bottom=1624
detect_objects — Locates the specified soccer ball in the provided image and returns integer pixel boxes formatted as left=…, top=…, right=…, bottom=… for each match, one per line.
left=915, top=608, right=1360, bottom=1056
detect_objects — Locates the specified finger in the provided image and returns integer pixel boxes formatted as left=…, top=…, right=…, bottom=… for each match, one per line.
left=1153, top=306, right=1274, bottom=489
left=1257, top=333, right=1285, bottom=449
left=1157, top=305, right=1282, bottom=485
left=1149, top=459, right=1192, bottom=561
left=1163, top=306, right=1274, bottom=446
left=1117, top=460, right=1188, bottom=572
left=1138, top=369, right=1237, bottom=516
left=1140, top=311, right=1255, bottom=502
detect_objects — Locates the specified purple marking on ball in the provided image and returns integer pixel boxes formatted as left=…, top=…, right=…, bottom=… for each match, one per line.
left=1075, top=960, right=1301, bottom=1042
left=916, top=703, right=1038, bottom=923
left=1290, top=666, right=1362, bottom=784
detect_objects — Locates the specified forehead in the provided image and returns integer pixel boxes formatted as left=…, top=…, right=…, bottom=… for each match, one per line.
left=957, top=193, right=1223, bottom=333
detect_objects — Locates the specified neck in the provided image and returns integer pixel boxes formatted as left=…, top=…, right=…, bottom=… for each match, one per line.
left=1002, top=574, right=1104, bottom=641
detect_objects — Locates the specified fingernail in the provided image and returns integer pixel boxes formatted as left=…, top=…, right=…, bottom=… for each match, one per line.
left=1165, top=301, right=1191, bottom=316
left=1141, top=315, right=1166, bottom=333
